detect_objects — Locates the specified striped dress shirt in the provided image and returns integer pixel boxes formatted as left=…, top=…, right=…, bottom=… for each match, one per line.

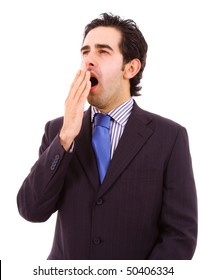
left=91, top=98, right=134, bottom=159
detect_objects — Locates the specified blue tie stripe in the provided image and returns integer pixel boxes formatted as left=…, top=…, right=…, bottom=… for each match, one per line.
left=92, top=113, right=111, bottom=183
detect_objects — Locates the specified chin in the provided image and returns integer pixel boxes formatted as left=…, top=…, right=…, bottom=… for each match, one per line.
left=87, top=96, right=101, bottom=109
left=87, top=93, right=97, bottom=104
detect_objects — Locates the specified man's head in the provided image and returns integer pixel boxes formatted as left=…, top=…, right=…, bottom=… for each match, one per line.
left=83, top=12, right=148, bottom=97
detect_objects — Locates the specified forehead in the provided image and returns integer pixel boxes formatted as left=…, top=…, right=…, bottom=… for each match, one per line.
left=83, top=26, right=122, bottom=49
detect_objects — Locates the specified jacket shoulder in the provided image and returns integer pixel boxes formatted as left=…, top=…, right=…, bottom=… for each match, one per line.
left=135, top=104, right=185, bottom=131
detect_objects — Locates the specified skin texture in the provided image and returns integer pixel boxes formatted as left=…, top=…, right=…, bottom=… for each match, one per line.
left=59, top=26, right=141, bottom=151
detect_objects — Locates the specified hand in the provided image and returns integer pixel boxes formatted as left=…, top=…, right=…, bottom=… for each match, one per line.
left=59, top=70, right=91, bottom=151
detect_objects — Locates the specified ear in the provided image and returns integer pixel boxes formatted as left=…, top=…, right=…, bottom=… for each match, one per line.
left=123, top=58, right=141, bottom=79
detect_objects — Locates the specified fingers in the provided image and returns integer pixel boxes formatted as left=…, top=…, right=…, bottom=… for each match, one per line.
left=59, top=70, right=91, bottom=150
left=69, top=70, right=91, bottom=101
left=76, top=71, right=91, bottom=102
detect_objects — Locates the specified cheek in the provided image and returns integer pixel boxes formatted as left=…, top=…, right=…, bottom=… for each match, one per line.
left=103, top=63, right=122, bottom=81
left=106, top=68, right=124, bottom=86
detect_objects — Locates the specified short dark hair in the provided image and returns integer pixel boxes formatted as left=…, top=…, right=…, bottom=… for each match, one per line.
left=83, top=13, right=148, bottom=96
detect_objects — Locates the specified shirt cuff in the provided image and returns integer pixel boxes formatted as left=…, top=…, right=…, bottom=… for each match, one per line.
left=68, top=141, right=75, bottom=153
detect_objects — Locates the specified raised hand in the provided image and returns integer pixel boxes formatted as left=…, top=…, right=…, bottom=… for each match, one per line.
left=59, top=70, right=91, bottom=151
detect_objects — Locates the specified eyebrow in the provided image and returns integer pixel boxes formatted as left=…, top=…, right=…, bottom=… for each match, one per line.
left=81, top=44, right=114, bottom=52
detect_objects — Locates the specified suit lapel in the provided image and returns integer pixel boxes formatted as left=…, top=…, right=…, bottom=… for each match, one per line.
left=97, top=102, right=154, bottom=198
left=75, top=108, right=100, bottom=190
left=75, top=103, right=154, bottom=194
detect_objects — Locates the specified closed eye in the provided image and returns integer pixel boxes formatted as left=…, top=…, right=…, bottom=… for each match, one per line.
left=99, top=49, right=109, bottom=54
left=82, top=50, right=89, bottom=56
left=99, top=49, right=110, bottom=54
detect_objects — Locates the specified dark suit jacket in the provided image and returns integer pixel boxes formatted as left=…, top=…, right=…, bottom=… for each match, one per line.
left=17, top=102, right=197, bottom=259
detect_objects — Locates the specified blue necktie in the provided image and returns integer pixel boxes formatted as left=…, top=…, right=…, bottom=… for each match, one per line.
left=92, top=113, right=111, bottom=183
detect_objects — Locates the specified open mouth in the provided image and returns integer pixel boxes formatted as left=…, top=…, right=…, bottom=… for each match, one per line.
left=90, top=77, right=98, bottom=87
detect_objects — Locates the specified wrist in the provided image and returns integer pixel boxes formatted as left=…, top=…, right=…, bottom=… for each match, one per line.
left=59, top=130, right=75, bottom=151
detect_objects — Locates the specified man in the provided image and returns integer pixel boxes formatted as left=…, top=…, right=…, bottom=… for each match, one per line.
left=17, top=13, right=197, bottom=260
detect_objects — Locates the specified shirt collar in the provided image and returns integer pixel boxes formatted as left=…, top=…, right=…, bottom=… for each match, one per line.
left=91, top=98, right=134, bottom=126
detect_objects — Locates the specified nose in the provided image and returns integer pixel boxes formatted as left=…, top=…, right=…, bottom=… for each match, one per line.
left=81, top=52, right=97, bottom=70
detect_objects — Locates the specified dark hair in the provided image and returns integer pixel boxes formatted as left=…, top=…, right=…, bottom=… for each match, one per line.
left=83, top=12, right=148, bottom=96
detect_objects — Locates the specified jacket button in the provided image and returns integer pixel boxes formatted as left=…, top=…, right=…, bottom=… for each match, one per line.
left=50, top=154, right=60, bottom=170
left=96, top=198, right=103, bottom=205
left=93, top=237, right=101, bottom=245
left=54, top=154, right=60, bottom=161
left=50, top=164, right=56, bottom=171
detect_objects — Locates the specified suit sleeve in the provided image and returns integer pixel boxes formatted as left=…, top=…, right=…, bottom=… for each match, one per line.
left=17, top=121, right=73, bottom=222
left=148, top=126, right=198, bottom=259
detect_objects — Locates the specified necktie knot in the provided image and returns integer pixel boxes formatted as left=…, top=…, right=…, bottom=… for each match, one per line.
left=94, top=113, right=110, bottom=129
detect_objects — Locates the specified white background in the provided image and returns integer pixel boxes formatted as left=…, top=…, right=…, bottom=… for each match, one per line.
left=0, top=0, right=204, bottom=278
